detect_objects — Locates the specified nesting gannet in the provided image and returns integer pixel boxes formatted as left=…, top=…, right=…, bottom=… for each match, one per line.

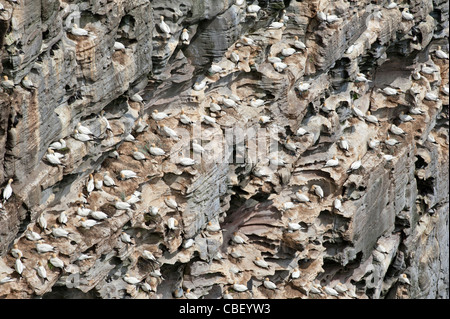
left=193, top=80, right=207, bottom=91
left=293, top=36, right=306, bottom=50
left=113, top=41, right=125, bottom=51
left=281, top=47, right=296, bottom=57
left=135, top=118, right=149, bottom=133
left=208, top=64, right=223, bottom=75
left=296, top=127, right=309, bottom=136
left=273, top=61, right=288, bottom=72
left=323, top=286, right=339, bottom=297
left=230, top=50, right=240, bottom=64
left=399, top=112, right=414, bottom=122
left=160, top=125, right=180, bottom=139
left=389, top=124, right=406, bottom=136
left=333, top=195, right=343, bottom=212
left=223, top=289, right=233, bottom=299
left=15, top=258, right=25, bottom=275
left=230, top=248, right=244, bottom=259
left=324, top=156, right=339, bottom=168
left=338, top=136, right=350, bottom=152
left=411, top=71, right=421, bottom=81
left=158, top=16, right=171, bottom=38
left=398, top=273, right=411, bottom=285
left=201, top=114, right=216, bottom=126
left=380, top=87, right=401, bottom=96
left=259, top=116, right=272, bottom=124
left=401, top=8, right=414, bottom=21
left=247, top=3, right=261, bottom=14
left=295, top=190, right=311, bottom=203
left=121, top=232, right=133, bottom=244
left=124, top=133, right=135, bottom=142
left=263, top=278, right=277, bottom=290
left=386, top=1, right=398, bottom=9
left=209, top=100, right=222, bottom=112
left=130, top=93, right=143, bottom=102
left=183, top=238, right=195, bottom=249
left=73, top=129, right=93, bottom=142
left=58, top=211, right=68, bottom=225
left=46, top=148, right=65, bottom=166
left=131, top=147, right=147, bottom=161
left=269, top=156, right=286, bottom=167
left=38, top=213, right=48, bottom=230
left=287, top=219, right=303, bottom=231
left=250, top=98, right=265, bottom=108
left=94, top=177, right=103, bottom=191
left=90, top=207, right=108, bottom=220
left=326, top=13, right=339, bottom=24
left=79, top=217, right=99, bottom=229
left=365, top=111, right=379, bottom=125
left=316, top=11, right=327, bottom=22
left=424, top=92, right=439, bottom=101
left=165, top=197, right=178, bottom=210
left=70, top=24, right=89, bottom=36
left=21, top=76, right=36, bottom=90
left=297, top=82, right=311, bottom=93
left=11, top=244, right=23, bottom=259
left=385, top=134, right=400, bottom=146
left=0, top=276, right=15, bottom=284
left=151, top=110, right=169, bottom=121
left=184, top=289, right=198, bottom=300
left=2, top=178, right=13, bottom=203
left=1, top=75, right=14, bottom=90
left=25, top=226, right=42, bottom=241
left=115, top=197, right=132, bottom=210
left=368, top=138, right=380, bottom=149
left=123, top=274, right=140, bottom=285
left=181, top=28, right=190, bottom=45
left=311, top=185, right=324, bottom=200
left=206, top=221, right=221, bottom=233
left=442, top=85, right=449, bottom=96
left=109, top=150, right=120, bottom=159
left=149, top=143, right=166, bottom=156
left=347, top=155, right=362, bottom=173
left=119, top=169, right=137, bottom=180
left=233, top=283, right=248, bottom=292
left=49, top=139, right=66, bottom=150
left=409, top=106, right=425, bottom=115
left=351, top=105, right=365, bottom=120
left=222, top=97, right=237, bottom=108
left=86, top=174, right=94, bottom=195
left=179, top=110, right=194, bottom=125
left=268, top=56, right=282, bottom=64
left=178, top=157, right=196, bottom=166
left=383, top=154, right=395, bottom=162
left=51, top=225, right=69, bottom=238
left=167, top=217, right=178, bottom=230
left=49, top=254, right=65, bottom=270
left=36, top=241, right=55, bottom=253
left=231, top=232, right=246, bottom=244
left=421, top=65, right=437, bottom=75
left=291, top=268, right=301, bottom=280
left=142, top=250, right=160, bottom=264
left=102, top=172, right=116, bottom=187
left=126, top=193, right=141, bottom=205
left=355, top=73, right=371, bottom=83
left=434, top=46, right=449, bottom=59
left=77, top=254, right=94, bottom=261
left=254, top=257, right=269, bottom=269
left=192, top=141, right=205, bottom=154
left=427, top=133, right=437, bottom=144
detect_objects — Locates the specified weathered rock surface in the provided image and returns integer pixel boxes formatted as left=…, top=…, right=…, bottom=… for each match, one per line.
left=0, top=0, right=448, bottom=299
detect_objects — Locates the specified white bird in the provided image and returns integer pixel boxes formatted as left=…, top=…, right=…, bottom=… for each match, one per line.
left=231, top=232, right=246, bottom=244
left=76, top=122, right=95, bottom=136
left=49, top=254, right=65, bottom=270
left=1, top=75, right=15, bottom=90
left=36, top=241, right=55, bottom=253
left=296, top=127, right=309, bottom=136
left=291, top=268, right=301, bottom=279
left=21, top=76, right=36, bottom=89
left=411, top=71, right=421, bottom=81
left=338, top=136, right=349, bottom=152
left=3, top=178, right=13, bottom=203
left=324, top=156, right=339, bottom=168
left=51, top=225, right=69, bottom=238
left=90, top=208, right=108, bottom=220
left=193, top=80, right=207, bottom=91
left=230, top=248, right=244, bottom=259
left=11, top=244, right=23, bottom=259
left=442, top=85, right=449, bottom=96
left=364, top=111, right=379, bottom=125
left=295, top=191, right=311, bottom=203
left=263, top=278, right=277, bottom=290
left=287, top=220, right=303, bottom=231
left=79, top=217, right=99, bottom=229
left=167, top=217, right=178, bottom=230
left=49, top=139, right=67, bottom=150
left=192, top=141, right=205, bottom=154
left=132, top=147, right=147, bottom=161
left=398, top=273, right=411, bottom=285
left=142, top=250, right=160, bottom=264
left=201, top=114, right=216, bottom=126
left=209, top=100, right=222, bottom=112
left=102, top=172, right=116, bottom=187
left=254, top=257, right=269, bottom=269
left=233, top=283, right=248, bottom=292
left=206, top=221, right=221, bottom=233
left=183, top=238, right=195, bottom=249
left=57, top=210, right=68, bottom=224
left=427, top=133, right=437, bottom=144
left=311, top=185, right=324, bottom=200
left=165, top=197, right=178, bottom=210
left=208, top=64, right=223, bottom=75
left=284, top=138, right=297, bottom=153
left=281, top=47, right=296, bottom=57
left=421, top=65, right=437, bottom=75
left=179, top=110, right=194, bottom=125
left=0, top=276, right=15, bottom=284
left=135, top=118, right=149, bottom=133
left=119, top=169, right=137, bottom=180
left=293, top=36, right=306, bottom=50
left=401, top=8, right=414, bottom=21
left=123, top=274, right=141, bottom=285
left=45, top=148, right=65, bottom=166
left=160, top=125, right=180, bottom=139
left=222, top=97, right=237, bottom=108
left=333, top=195, right=343, bottom=212
left=70, top=24, right=89, bottom=36
left=268, top=56, right=282, bottom=64
left=355, top=73, right=371, bottom=83
left=151, top=110, right=169, bottom=121
left=149, top=143, right=166, bottom=156
left=178, top=157, right=196, bottom=166
left=158, top=16, right=171, bottom=38
left=113, top=41, right=125, bottom=51
left=247, top=4, right=261, bottom=14
left=334, top=283, right=348, bottom=294
left=368, top=138, right=380, bottom=149
left=180, top=28, right=190, bottom=45
left=326, top=13, right=339, bottom=24
left=347, top=155, right=362, bottom=173
left=149, top=206, right=159, bottom=216
left=385, top=134, right=400, bottom=146
left=399, top=112, right=414, bottom=122
left=121, top=232, right=133, bottom=244
left=230, top=51, right=240, bottom=64
left=15, top=258, right=25, bottom=275
left=381, top=87, right=401, bottom=96
left=86, top=174, right=94, bottom=194
left=77, top=254, right=94, bottom=261
left=273, top=61, right=288, bottom=72
left=410, top=106, right=425, bottom=115
left=316, top=11, right=327, bottom=22
left=383, top=154, right=395, bottom=161
left=269, top=156, right=286, bottom=167
left=389, top=124, right=406, bottom=136
left=223, top=289, right=233, bottom=299
left=126, top=193, right=141, bottom=205
left=250, top=98, right=265, bottom=107
left=73, top=129, right=93, bottom=142
left=259, top=116, right=271, bottom=124
left=434, top=46, right=449, bottom=59
left=115, top=198, right=132, bottom=210
left=124, top=133, right=135, bottom=142
left=185, top=289, right=198, bottom=299
left=386, top=1, right=398, bottom=9
left=424, top=92, right=439, bottom=101
left=94, top=177, right=103, bottom=191
left=130, top=93, right=143, bottom=102
left=25, top=226, right=42, bottom=241
left=323, top=286, right=339, bottom=297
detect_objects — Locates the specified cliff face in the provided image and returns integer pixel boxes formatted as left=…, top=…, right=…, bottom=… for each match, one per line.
left=0, top=0, right=448, bottom=299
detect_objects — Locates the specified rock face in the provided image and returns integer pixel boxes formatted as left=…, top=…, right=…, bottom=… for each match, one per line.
left=0, top=0, right=448, bottom=299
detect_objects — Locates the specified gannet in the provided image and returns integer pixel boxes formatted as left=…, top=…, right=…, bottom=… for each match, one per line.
left=192, top=141, right=205, bottom=154
left=90, top=207, right=108, bottom=220
left=347, top=155, right=362, bottom=173
left=334, top=283, right=348, bottom=294
left=2, top=178, right=13, bottom=203
left=247, top=3, right=261, bottom=14
left=36, top=241, right=55, bottom=253
left=181, top=28, right=190, bottom=45
left=385, top=134, right=400, bottom=146
left=381, top=87, right=401, bottom=96
left=434, top=46, right=449, bottom=59
left=409, top=106, right=425, bottom=115
left=209, top=100, right=222, bottom=112
left=383, top=154, right=395, bottom=161
left=259, top=116, right=271, bottom=124
left=165, top=197, right=178, bottom=209
left=130, top=93, right=143, bottom=102
left=126, top=193, right=141, bottom=205
left=411, top=71, right=421, bottom=80
left=101, top=172, right=115, bottom=188
left=115, top=197, right=132, bottom=210
left=355, top=73, right=371, bottom=83
left=316, top=11, right=327, bottom=22
left=230, top=248, right=244, bottom=259
left=398, top=273, right=411, bottom=285
left=46, top=148, right=65, bottom=166
left=49, top=254, right=65, bottom=270
left=124, top=133, right=135, bottom=142
left=201, top=114, right=216, bottom=126
left=223, top=97, right=237, bottom=108
left=333, top=195, right=343, bottom=212
left=283, top=138, right=297, bottom=153
left=208, top=64, right=223, bottom=75
left=269, top=156, right=286, bottom=166
left=206, top=221, right=221, bottom=233
left=86, top=174, right=94, bottom=195
left=119, top=169, right=137, bottom=180
left=287, top=219, right=303, bottom=231
left=51, top=225, right=69, bottom=238
left=365, top=111, right=379, bottom=125
left=368, top=138, right=380, bottom=149
left=326, top=13, right=339, bottom=24
left=386, top=1, right=397, bottom=9
left=268, top=56, right=282, bottom=64
left=324, top=156, right=339, bottom=167
left=70, top=24, right=89, bottom=36
left=263, top=278, right=277, bottom=290
left=223, top=289, right=233, bottom=299
left=442, top=85, right=449, bottom=96
left=142, top=250, right=160, bottom=264
left=421, top=65, right=436, bottom=75
left=15, top=258, right=25, bottom=275
left=58, top=211, right=68, bottom=225
left=149, top=143, right=166, bottom=156
left=295, top=190, right=311, bottom=203
left=231, top=232, right=246, bottom=244
left=311, top=185, right=324, bottom=200
left=250, top=98, right=265, bottom=107
left=346, top=44, right=355, bottom=54
left=179, top=110, right=194, bottom=125
left=38, top=213, right=48, bottom=230
left=254, top=257, right=269, bottom=269
left=0, top=277, right=15, bottom=284
left=293, top=36, right=306, bottom=50
left=281, top=47, right=296, bottom=57
left=49, top=139, right=66, bottom=150
left=296, top=127, right=309, bottom=136
left=291, top=268, right=301, bottom=279
left=273, top=61, right=288, bottom=72
left=73, top=129, right=93, bottom=142
left=158, top=16, right=171, bottom=38
left=399, top=112, right=414, bottom=122
left=178, top=157, right=196, bottom=166
left=184, top=289, right=198, bottom=299
left=11, top=244, right=23, bottom=259
left=79, top=217, right=99, bottom=229
left=323, top=286, right=339, bottom=297
left=183, top=238, right=195, bottom=249
left=1, top=75, right=14, bottom=90
left=77, top=254, right=94, bottom=261
left=193, top=80, right=207, bottom=91
left=132, top=147, right=147, bottom=161
left=123, top=274, right=140, bottom=285
left=233, top=283, right=248, bottom=292
left=338, top=136, right=349, bottom=152
left=21, top=76, right=36, bottom=89
left=401, top=8, right=414, bottom=21
left=297, top=82, right=311, bottom=93
left=389, top=124, right=406, bottom=136
left=135, top=118, right=148, bottom=133
left=167, top=217, right=178, bottom=230
left=351, top=105, right=365, bottom=120
left=160, top=125, right=180, bottom=139
left=113, top=41, right=125, bottom=51
left=121, top=232, right=133, bottom=244
left=151, top=110, right=169, bottom=121
left=25, top=226, right=42, bottom=241
left=109, top=150, right=120, bottom=158
left=424, top=92, right=439, bottom=101
left=427, top=133, right=437, bottom=144
left=230, top=51, right=240, bottom=64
